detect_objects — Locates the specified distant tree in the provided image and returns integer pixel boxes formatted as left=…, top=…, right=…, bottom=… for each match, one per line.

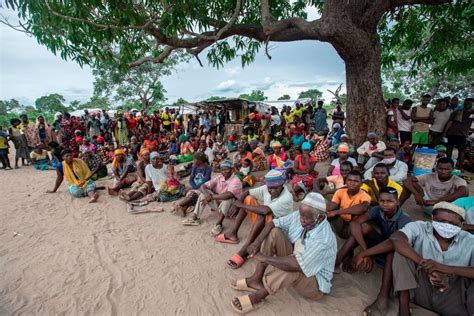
left=298, top=89, right=322, bottom=104
left=206, top=96, right=227, bottom=101
left=79, top=96, right=110, bottom=111
left=0, top=99, right=22, bottom=116
left=278, top=94, right=291, bottom=100
left=239, top=90, right=267, bottom=101
left=35, top=94, right=68, bottom=115
left=172, top=97, right=189, bottom=106
left=67, top=100, right=82, bottom=111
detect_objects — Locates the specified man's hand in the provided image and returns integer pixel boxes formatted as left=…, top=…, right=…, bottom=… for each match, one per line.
left=420, top=259, right=446, bottom=274
left=414, top=195, right=425, bottom=205
left=246, top=242, right=261, bottom=258
left=233, top=200, right=244, bottom=209
left=353, top=255, right=365, bottom=271
left=423, top=199, right=438, bottom=206
left=362, top=257, right=374, bottom=273
left=253, top=253, right=267, bottom=262
left=327, top=210, right=337, bottom=218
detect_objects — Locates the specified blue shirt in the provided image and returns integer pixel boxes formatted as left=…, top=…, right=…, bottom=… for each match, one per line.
left=368, top=206, right=412, bottom=239
left=189, top=165, right=212, bottom=189
left=453, top=196, right=474, bottom=224
left=291, top=134, right=304, bottom=146
left=273, top=212, right=337, bottom=294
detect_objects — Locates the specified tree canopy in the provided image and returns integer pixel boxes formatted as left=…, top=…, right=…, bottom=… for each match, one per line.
left=239, top=90, right=267, bottom=101
left=298, top=89, right=322, bottom=104
left=277, top=94, right=291, bottom=100
left=35, top=93, right=67, bottom=115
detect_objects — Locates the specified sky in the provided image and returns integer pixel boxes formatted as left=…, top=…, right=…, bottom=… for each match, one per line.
left=0, top=8, right=347, bottom=108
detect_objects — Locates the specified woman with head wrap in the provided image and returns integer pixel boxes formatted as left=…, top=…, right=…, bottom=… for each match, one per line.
left=211, top=134, right=229, bottom=171
left=114, top=111, right=128, bottom=146
left=233, top=142, right=253, bottom=170
left=47, top=150, right=100, bottom=203
left=291, top=142, right=319, bottom=199
left=250, top=139, right=266, bottom=171
left=30, top=143, right=56, bottom=170
left=82, top=148, right=107, bottom=180
left=177, top=134, right=194, bottom=163
left=36, top=115, right=55, bottom=147
left=107, top=148, right=137, bottom=195
left=59, top=112, right=80, bottom=157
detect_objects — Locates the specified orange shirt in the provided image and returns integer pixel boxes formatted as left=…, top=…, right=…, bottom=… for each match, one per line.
left=332, top=188, right=371, bottom=222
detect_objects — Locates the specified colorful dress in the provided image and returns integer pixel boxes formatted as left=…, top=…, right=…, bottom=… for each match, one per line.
left=291, top=154, right=318, bottom=192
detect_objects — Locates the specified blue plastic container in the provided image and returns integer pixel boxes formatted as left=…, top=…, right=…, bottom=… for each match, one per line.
left=413, top=148, right=437, bottom=176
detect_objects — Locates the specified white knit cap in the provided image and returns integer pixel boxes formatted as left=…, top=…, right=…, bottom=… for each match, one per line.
left=433, top=201, right=465, bottom=220
left=301, top=192, right=327, bottom=212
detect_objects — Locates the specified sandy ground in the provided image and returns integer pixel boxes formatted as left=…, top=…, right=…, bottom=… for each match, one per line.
left=0, top=154, right=471, bottom=315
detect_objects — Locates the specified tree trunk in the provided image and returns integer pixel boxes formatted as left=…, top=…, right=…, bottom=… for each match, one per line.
left=343, top=41, right=386, bottom=147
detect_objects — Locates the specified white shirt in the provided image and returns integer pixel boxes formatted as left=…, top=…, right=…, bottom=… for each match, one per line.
left=397, top=108, right=413, bottom=132
left=145, top=164, right=167, bottom=191
left=249, top=185, right=293, bottom=218
left=430, top=109, right=453, bottom=133
left=357, top=140, right=386, bottom=156
left=271, top=115, right=281, bottom=127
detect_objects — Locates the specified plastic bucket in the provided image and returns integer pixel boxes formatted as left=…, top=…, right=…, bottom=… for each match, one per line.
left=413, top=148, right=437, bottom=176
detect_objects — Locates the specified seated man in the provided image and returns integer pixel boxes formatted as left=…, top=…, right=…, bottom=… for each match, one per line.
left=182, top=159, right=242, bottom=236
left=391, top=202, right=473, bottom=316
left=453, top=196, right=474, bottom=233
left=217, top=170, right=293, bottom=269
left=361, top=163, right=403, bottom=205
left=326, top=171, right=371, bottom=240
left=230, top=193, right=336, bottom=313
left=364, top=147, right=408, bottom=184
left=356, top=132, right=386, bottom=168
left=400, top=157, right=468, bottom=216
left=313, top=160, right=353, bottom=196
left=339, top=187, right=412, bottom=315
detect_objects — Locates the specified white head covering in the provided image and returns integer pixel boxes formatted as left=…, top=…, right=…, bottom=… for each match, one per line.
left=301, top=192, right=327, bottom=213
left=433, top=202, right=465, bottom=220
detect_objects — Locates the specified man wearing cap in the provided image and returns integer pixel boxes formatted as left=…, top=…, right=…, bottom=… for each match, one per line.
left=327, top=143, right=357, bottom=176
left=218, top=170, right=293, bottom=269
left=356, top=132, right=386, bottom=168
left=182, top=160, right=242, bottom=235
left=391, top=202, right=474, bottom=316
left=230, top=193, right=336, bottom=314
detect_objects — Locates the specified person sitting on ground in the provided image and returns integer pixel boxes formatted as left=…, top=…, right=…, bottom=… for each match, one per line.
left=364, top=147, right=408, bottom=184
left=107, top=149, right=137, bottom=196
left=143, top=133, right=158, bottom=151
left=219, top=170, right=293, bottom=269
left=356, top=132, right=386, bottom=168
left=30, top=143, right=56, bottom=170
left=82, top=149, right=107, bottom=180
left=211, top=134, right=228, bottom=171
left=329, top=134, right=354, bottom=158
left=361, top=163, right=403, bottom=205
left=326, top=170, right=371, bottom=260
left=400, top=157, right=468, bottom=217
left=197, top=140, right=214, bottom=165
left=291, top=141, right=318, bottom=199
left=391, top=202, right=473, bottom=316
left=314, top=161, right=353, bottom=196
left=47, top=150, right=99, bottom=203
left=129, top=136, right=141, bottom=160
left=233, top=142, right=253, bottom=170
left=313, top=129, right=330, bottom=162
left=268, top=141, right=289, bottom=169
left=362, top=139, right=401, bottom=171
left=250, top=140, right=266, bottom=171
left=119, top=148, right=150, bottom=202
left=80, top=137, right=96, bottom=155
left=158, top=164, right=185, bottom=202
left=235, top=158, right=256, bottom=188
left=182, top=159, right=242, bottom=235
left=327, top=143, right=357, bottom=176
left=290, top=128, right=305, bottom=148
left=343, top=187, right=412, bottom=315
left=229, top=192, right=336, bottom=314
left=177, top=134, right=194, bottom=163
left=172, top=152, right=212, bottom=216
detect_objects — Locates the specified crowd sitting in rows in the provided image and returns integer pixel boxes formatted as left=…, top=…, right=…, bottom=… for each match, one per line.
left=0, top=96, right=472, bottom=315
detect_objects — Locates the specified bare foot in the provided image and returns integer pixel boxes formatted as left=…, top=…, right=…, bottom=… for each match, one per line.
left=107, top=186, right=118, bottom=196
left=363, top=296, right=388, bottom=316
left=342, top=256, right=356, bottom=273
left=89, top=192, right=99, bottom=203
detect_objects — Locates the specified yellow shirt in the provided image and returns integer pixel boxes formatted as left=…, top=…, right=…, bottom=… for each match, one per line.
left=292, top=107, right=305, bottom=118
left=161, top=112, right=171, bottom=125
left=0, top=133, right=8, bottom=149
left=361, top=179, right=403, bottom=204
left=283, top=112, right=294, bottom=124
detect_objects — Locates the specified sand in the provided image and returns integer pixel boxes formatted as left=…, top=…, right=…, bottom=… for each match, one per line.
left=0, top=158, right=470, bottom=315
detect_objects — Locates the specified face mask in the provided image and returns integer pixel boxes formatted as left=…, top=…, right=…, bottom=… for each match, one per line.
left=240, top=166, right=250, bottom=175
left=432, top=220, right=462, bottom=239
left=381, top=157, right=396, bottom=165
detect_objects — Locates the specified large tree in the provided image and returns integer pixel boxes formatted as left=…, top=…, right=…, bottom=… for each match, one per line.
left=5, top=0, right=470, bottom=144
left=35, top=93, right=68, bottom=115
left=298, top=89, right=322, bottom=104
left=239, top=90, right=267, bottom=101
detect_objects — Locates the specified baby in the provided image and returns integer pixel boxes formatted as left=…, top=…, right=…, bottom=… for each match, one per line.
left=160, top=165, right=181, bottom=195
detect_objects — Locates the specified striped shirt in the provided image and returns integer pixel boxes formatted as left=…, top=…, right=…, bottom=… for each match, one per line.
left=273, top=212, right=337, bottom=293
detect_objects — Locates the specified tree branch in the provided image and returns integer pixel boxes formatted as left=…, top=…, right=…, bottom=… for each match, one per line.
left=128, top=45, right=175, bottom=67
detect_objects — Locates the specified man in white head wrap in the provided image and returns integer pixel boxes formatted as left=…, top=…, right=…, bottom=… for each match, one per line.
left=356, top=132, right=386, bottom=168
left=230, top=192, right=337, bottom=314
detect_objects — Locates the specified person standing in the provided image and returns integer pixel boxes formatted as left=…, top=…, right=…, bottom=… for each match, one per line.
left=411, top=94, right=433, bottom=147
left=397, top=99, right=413, bottom=144
left=429, top=98, right=452, bottom=147
left=314, top=100, right=328, bottom=134
left=444, top=98, right=473, bottom=169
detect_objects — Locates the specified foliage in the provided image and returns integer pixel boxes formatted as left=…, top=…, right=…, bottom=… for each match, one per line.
left=298, top=89, right=322, bottom=104
left=239, top=90, right=267, bottom=101
left=0, top=99, right=22, bottom=116
left=172, top=97, right=189, bottom=106
left=206, top=96, right=227, bottom=101
left=277, top=94, right=291, bottom=100
left=34, top=93, right=68, bottom=115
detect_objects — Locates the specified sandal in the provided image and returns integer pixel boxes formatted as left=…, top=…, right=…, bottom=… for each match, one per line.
left=227, top=253, right=245, bottom=269
left=231, top=295, right=262, bottom=314
left=215, top=233, right=239, bottom=244
left=210, top=224, right=223, bottom=236
left=182, top=218, right=201, bottom=226
left=230, top=279, right=257, bottom=293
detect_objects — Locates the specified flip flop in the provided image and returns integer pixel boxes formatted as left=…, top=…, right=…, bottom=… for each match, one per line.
left=227, top=253, right=245, bottom=269
left=231, top=295, right=262, bottom=314
left=215, top=233, right=239, bottom=244
left=210, top=224, right=223, bottom=236
left=231, top=278, right=257, bottom=293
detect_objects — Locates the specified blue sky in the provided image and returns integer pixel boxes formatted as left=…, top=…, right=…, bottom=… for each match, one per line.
left=0, top=8, right=347, bottom=107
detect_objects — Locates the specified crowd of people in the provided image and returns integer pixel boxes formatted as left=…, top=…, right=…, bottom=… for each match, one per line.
left=0, top=96, right=473, bottom=315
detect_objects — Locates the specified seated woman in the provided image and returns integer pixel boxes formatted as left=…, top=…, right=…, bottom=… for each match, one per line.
left=120, top=148, right=150, bottom=202
left=82, top=149, right=108, bottom=180
left=329, top=134, right=355, bottom=159
left=173, top=152, right=212, bottom=216
left=250, top=140, right=266, bottom=171
left=211, top=134, right=229, bottom=171
left=178, top=134, right=194, bottom=163
left=327, top=143, right=358, bottom=176
left=107, top=149, right=137, bottom=195
left=227, top=132, right=238, bottom=152
left=129, top=136, right=141, bottom=160
left=143, top=133, right=158, bottom=151
left=30, top=143, right=56, bottom=170
left=80, top=137, right=96, bottom=155
left=291, top=141, right=318, bottom=199
left=233, top=143, right=253, bottom=169
left=46, top=150, right=99, bottom=203
left=268, top=141, right=292, bottom=179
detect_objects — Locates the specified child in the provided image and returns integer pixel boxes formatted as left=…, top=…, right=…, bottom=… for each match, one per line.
left=129, top=136, right=141, bottom=160
left=159, top=165, right=185, bottom=202
left=236, top=158, right=256, bottom=188
left=0, top=126, right=12, bottom=170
